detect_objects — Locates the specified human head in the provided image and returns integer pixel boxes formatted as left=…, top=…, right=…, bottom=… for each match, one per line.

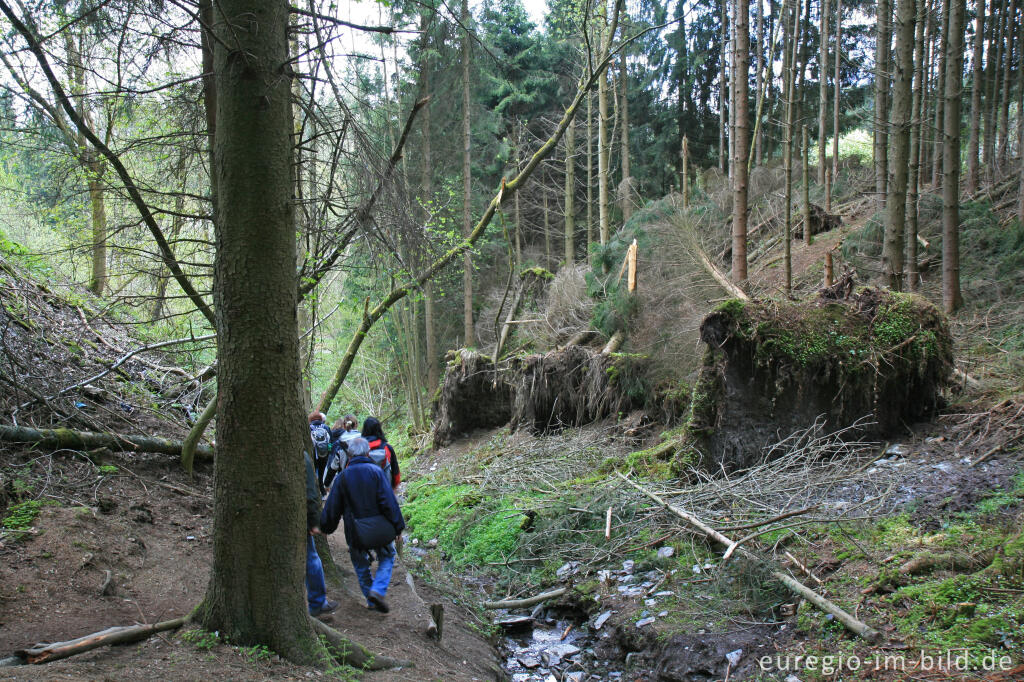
left=361, top=417, right=384, bottom=439
left=347, top=438, right=369, bottom=457
left=343, top=414, right=358, bottom=431
left=308, top=410, right=325, bottom=424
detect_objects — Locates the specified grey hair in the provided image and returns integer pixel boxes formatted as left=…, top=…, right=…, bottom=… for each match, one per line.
left=347, top=438, right=369, bottom=457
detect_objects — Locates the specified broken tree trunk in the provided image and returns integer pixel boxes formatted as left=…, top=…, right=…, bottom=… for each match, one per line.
left=309, top=618, right=411, bottom=669
left=405, top=572, right=442, bottom=639
left=0, top=424, right=213, bottom=460
left=11, top=617, right=187, bottom=665
left=616, top=471, right=881, bottom=642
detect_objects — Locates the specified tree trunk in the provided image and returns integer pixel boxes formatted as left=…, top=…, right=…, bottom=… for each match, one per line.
left=732, top=0, right=749, bottom=283
left=86, top=161, right=107, bottom=296
left=719, top=0, right=728, bottom=172
left=932, top=0, right=950, bottom=185
left=543, top=190, right=552, bottom=267
left=885, top=0, right=915, bottom=290
left=0, top=424, right=214, bottom=460
left=598, top=0, right=612, bottom=254
left=564, top=108, right=575, bottom=266
left=832, top=0, right=842, bottom=181
left=874, top=0, right=891, bottom=211
left=461, top=0, right=475, bottom=348
left=619, top=49, right=633, bottom=223
left=967, top=0, right=985, bottom=194
left=802, top=124, right=811, bottom=247
left=818, top=0, right=830, bottom=185
left=421, top=32, right=438, bottom=391
left=982, top=0, right=1004, bottom=179
left=907, top=0, right=926, bottom=292
left=586, top=90, right=594, bottom=262
left=755, top=0, right=765, bottom=166
left=783, top=0, right=799, bottom=295
left=942, top=0, right=965, bottom=313
left=196, top=0, right=319, bottom=661
left=996, top=0, right=1016, bottom=169
left=681, top=136, right=689, bottom=209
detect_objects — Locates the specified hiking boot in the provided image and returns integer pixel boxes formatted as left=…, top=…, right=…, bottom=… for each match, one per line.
left=368, top=590, right=389, bottom=613
left=311, top=600, right=339, bottom=617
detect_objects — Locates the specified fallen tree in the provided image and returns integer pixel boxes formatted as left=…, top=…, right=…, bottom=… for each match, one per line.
left=616, top=471, right=881, bottom=642
left=432, top=346, right=650, bottom=446
left=0, top=424, right=213, bottom=460
left=691, top=286, right=953, bottom=470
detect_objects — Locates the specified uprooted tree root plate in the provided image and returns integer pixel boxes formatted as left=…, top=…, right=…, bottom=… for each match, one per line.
left=692, top=286, right=954, bottom=470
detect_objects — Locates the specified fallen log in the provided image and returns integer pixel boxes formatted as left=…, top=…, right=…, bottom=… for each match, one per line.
left=405, top=572, right=442, bottom=639
left=0, top=424, right=213, bottom=460
left=482, top=587, right=568, bottom=610
left=12, top=616, right=187, bottom=664
left=615, top=471, right=881, bottom=642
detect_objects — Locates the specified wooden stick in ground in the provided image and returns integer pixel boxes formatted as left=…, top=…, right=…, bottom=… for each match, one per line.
left=482, top=587, right=568, bottom=610
left=614, top=471, right=881, bottom=642
left=605, top=506, right=613, bottom=540
left=405, top=572, right=441, bottom=639
left=14, top=616, right=187, bottom=664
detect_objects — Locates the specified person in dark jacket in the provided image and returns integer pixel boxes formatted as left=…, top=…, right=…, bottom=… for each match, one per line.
left=361, top=416, right=400, bottom=492
left=321, top=438, right=405, bottom=613
left=305, top=450, right=338, bottom=617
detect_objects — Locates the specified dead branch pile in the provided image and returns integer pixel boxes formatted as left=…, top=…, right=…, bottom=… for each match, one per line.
left=432, top=346, right=651, bottom=446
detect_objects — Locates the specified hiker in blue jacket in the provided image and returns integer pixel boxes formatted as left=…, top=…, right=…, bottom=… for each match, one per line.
left=304, top=450, right=338, bottom=617
left=320, top=437, right=405, bottom=613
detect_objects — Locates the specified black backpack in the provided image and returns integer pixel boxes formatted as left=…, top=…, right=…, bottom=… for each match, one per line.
left=310, top=422, right=332, bottom=459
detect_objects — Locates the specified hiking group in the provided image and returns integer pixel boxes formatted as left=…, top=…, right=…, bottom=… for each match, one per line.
left=304, top=411, right=404, bottom=617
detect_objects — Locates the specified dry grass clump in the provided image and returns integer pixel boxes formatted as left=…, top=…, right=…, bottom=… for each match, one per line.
left=518, top=265, right=594, bottom=350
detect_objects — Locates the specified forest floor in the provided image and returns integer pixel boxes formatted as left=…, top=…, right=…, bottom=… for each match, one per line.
left=3, top=177, right=1024, bottom=680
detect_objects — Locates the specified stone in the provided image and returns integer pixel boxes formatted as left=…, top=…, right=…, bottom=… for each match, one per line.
left=541, top=650, right=561, bottom=667
left=516, top=655, right=541, bottom=669
left=635, top=617, right=656, bottom=628
left=657, top=546, right=675, bottom=558
left=725, top=649, right=743, bottom=666
left=594, top=611, right=613, bottom=630
left=557, top=561, right=581, bottom=579
left=622, top=560, right=635, bottom=573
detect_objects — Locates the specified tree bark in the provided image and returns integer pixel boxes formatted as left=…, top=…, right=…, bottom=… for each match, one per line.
left=932, top=0, right=950, bottom=185
left=942, top=0, right=965, bottom=313
left=598, top=0, right=612, bottom=253
left=995, top=0, right=1016, bottom=168
left=461, top=0, right=475, bottom=348
left=619, top=47, right=633, bottom=223
left=802, top=124, right=811, bottom=247
left=586, top=90, right=594, bottom=263
left=907, top=0, right=926, bottom=292
left=885, top=0, right=916, bottom=290
left=818, top=0, right=830, bottom=185
left=681, top=136, right=689, bottom=209
left=0, top=424, right=214, bottom=460
left=755, top=0, right=765, bottom=166
left=783, top=0, right=799, bottom=295
left=564, top=106, right=575, bottom=266
left=967, top=0, right=985, bottom=194
left=832, top=0, right=842, bottom=181
left=983, top=0, right=1007, bottom=175
left=732, top=0, right=749, bottom=283
left=719, top=0, right=728, bottom=172
left=874, top=0, right=891, bottom=210
left=194, top=0, right=319, bottom=661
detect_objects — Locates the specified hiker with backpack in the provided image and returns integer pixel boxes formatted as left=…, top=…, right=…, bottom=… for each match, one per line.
left=304, top=449, right=338, bottom=618
left=320, top=437, right=405, bottom=613
left=308, top=411, right=332, bottom=496
left=361, top=416, right=400, bottom=493
left=323, top=414, right=360, bottom=491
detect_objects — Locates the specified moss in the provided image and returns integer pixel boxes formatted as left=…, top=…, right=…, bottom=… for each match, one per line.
left=520, top=266, right=554, bottom=280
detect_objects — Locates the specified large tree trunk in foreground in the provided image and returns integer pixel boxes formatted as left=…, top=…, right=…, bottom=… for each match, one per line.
left=194, top=0, right=319, bottom=661
left=942, top=0, right=965, bottom=313
left=906, top=0, right=926, bottom=292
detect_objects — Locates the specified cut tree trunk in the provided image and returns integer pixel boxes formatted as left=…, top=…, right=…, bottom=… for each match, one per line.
left=12, top=617, right=187, bottom=665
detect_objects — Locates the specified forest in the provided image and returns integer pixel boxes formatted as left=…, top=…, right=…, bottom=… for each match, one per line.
left=1, top=0, right=1023, bottom=677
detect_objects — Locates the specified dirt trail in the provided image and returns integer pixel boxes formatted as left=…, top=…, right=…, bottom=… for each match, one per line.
left=0, top=454, right=499, bottom=681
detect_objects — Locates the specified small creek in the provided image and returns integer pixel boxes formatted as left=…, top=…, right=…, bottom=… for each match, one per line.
left=500, top=613, right=600, bottom=682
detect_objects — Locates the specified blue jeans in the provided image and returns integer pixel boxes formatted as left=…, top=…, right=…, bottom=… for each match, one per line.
left=349, top=542, right=395, bottom=604
left=306, top=535, right=328, bottom=613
